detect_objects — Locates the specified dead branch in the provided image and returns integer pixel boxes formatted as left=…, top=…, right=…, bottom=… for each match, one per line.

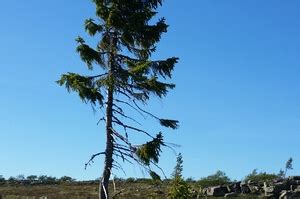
left=85, top=152, right=106, bottom=169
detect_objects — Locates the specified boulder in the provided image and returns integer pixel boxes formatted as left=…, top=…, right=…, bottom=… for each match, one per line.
left=248, top=184, right=260, bottom=194
left=274, top=181, right=289, bottom=191
left=290, top=185, right=300, bottom=191
left=264, top=181, right=288, bottom=197
left=201, top=187, right=208, bottom=196
left=228, top=181, right=241, bottom=193
left=288, top=176, right=300, bottom=181
left=264, top=185, right=275, bottom=197
left=295, top=186, right=300, bottom=192
left=279, top=190, right=293, bottom=199
left=289, top=180, right=300, bottom=185
left=241, top=181, right=251, bottom=194
left=207, top=185, right=227, bottom=197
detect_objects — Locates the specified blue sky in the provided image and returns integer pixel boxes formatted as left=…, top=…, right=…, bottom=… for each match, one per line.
left=1, top=0, right=300, bottom=181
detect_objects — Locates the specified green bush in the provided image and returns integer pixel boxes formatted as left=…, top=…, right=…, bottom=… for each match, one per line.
left=0, top=175, right=5, bottom=185
left=126, top=177, right=135, bottom=183
left=244, top=169, right=277, bottom=183
left=59, top=176, right=75, bottom=183
left=26, top=175, right=38, bottom=181
left=197, top=170, right=231, bottom=188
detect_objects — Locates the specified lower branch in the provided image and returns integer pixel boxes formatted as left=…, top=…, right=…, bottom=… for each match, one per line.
left=85, top=152, right=106, bottom=169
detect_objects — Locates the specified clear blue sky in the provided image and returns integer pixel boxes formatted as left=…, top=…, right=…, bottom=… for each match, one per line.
left=1, top=0, right=300, bottom=181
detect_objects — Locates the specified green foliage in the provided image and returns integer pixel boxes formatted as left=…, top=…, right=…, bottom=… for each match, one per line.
left=185, top=177, right=196, bottom=183
left=284, top=157, right=293, bottom=177
left=197, top=170, right=231, bottom=188
left=135, top=178, right=153, bottom=183
left=26, top=175, right=38, bottom=181
left=171, top=153, right=183, bottom=179
left=278, top=169, right=285, bottom=178
left=244, top=169, right=277, bottom=183
left=125, top=177, right=135, bottom=183
left=57, top=1, right=179, bottom=196
left=58, top=0, right=179, bottom=108
left=7, top=176, right=17, bottom=184
left=16, top=174, right=25, bottom=181
left=57, top=73, right=104, bottom=106
left=59, top=176, right=76, bottom=183
left=168, top=153, right=192, bottom=199
left=0, top=175, right=5, bottom=184
left=38, top=175, right=57, bottom=184
left=286, top=157, right=293, bottom=170
left=159, top=119, right=179, bottom=129
left=136, top=133, right=164, bottom=165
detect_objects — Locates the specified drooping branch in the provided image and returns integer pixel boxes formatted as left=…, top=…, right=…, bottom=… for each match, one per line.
left=133, top=100, right=179, bottom=129
left=115, top=99, right=146, bottom=119
left=110, top=128, right=132, bottom=146
left=112, top=162, right=127, bottom=176
left=97, top=117, right=106, bottom=125
left=133, top=99, right=159, bottom=120
left=150, top=160, right=167, bottom=179
left=112, top=108, right=142, bottom=126
left=112, top=116, right=154, bottom=138
left=85, top=152, right=106, bottom=169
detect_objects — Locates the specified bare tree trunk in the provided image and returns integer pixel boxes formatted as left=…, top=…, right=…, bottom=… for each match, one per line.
left=100, top=29, right=117, bottom=199
left=100, top=83, right=114, bottom=199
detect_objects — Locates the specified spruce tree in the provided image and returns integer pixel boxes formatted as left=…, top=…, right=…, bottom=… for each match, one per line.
left=168, top=153, right=192, bottom=199
left=57, top=0, right=178, bottom=198
left=284, top=157, right=293, bottom=178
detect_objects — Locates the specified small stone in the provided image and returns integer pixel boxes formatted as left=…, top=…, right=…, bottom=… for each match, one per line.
left=224, top=192, right=238, bottom=197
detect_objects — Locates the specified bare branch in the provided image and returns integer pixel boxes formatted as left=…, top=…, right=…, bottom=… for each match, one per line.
left=88, top=72, right=108, bottom=79
left=110, top=128, right=131, bottom=146
left=97, top=117, right=106, bottom=125
left=113, top=108, right=142, bottom=126
left=112, top=162, right=127, bottom=176
left=133, top=100, right=160, bottom=120
left=114, top=150, right=134, bottom=165
left=115, top=99, right=146, bottom=119
left=85, top=152, right=106, bottom=169
left=112, top=189, right=125, bottom=199
left=150, top=160, right=167, bottom=179
left=112, top=117, right=154, bottom=138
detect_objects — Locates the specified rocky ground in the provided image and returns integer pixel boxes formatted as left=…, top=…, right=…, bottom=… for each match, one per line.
left=201, top=176, right=300, bottom=198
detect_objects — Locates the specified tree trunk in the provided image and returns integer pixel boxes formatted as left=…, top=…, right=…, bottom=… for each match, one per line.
left=100, top=84, right=114, bottom=199
left=100, top=30, right=117, bottom=199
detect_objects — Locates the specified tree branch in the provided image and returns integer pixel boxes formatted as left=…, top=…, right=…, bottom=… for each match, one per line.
left=85, top=152, right=106, bottom=169
left=88, top=72, right=108, bottom=79
left=113, top=108, right=142, bottom=126
left=112, top=117, right=154, bottom=138
left=115, top=99, right=146, bottom=119
left=133, top=100, right=159, bottom=120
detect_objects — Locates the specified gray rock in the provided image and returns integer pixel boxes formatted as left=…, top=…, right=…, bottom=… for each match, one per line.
left=274, top=181, right=289, bottom=191
left=289, top=180, right=300, bottom=185
left=279, top=190, right=293, bottom=199
left=288, top=176, right=300, bottom=181
left=290, top=185, right=300, bottom=191
left=248, top=184, right=260, bottom=193
left=207, top=186, right=226, bottom=197
left=241, top=182, right=251, bottom=194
